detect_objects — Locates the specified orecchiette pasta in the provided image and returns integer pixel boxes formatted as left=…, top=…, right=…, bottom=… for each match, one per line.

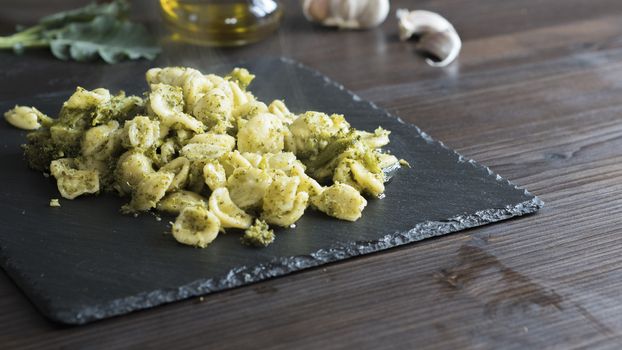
left=262, top=175, right=309, bottom=227
left=313, top=183, right=367, bottom=221
left=184, top=133, right=236, bottom=163
left=82, top=120, right=121, bottom=160
left=114, top=151, right=155, bottom=195
left=146, top=67, right=213, bottom=111
left=237, top=113, right=285, bottom=154
left=129, top=171, right=174, bottom=211
left=208, top=187, right=253, bottom=229
left=157, top=191, right=208, bottom=215
left=291, top=165, right=324, bottom=200
left=232, top=100, right=268, bottom=130
left=146, top=67, right=186, bottom=86
left=334, top=158, right=385, bottom=197
left=181, top=136, right=235, bottom=160
left=172, top=205, right=220, bottom=248
left=357, top=127, right=391, bottom=148
left=262, top=152, right=304, bottom=175
left=219, top=150, right=253, bottom=177
left=7, top=65, right=405, bottom=249
left=377, top=152, right=399, bottom=169
left=202, top=160, right=227, bottom=191
left=50, top=158, right=100, bottom=199
left=64, top=87, right=111, bottom=110
left=122, top=116, right=160, bottom=150
left=181, top=69, right=213, bottom=109
left=159, top=157, right=190, bottom=191
left=157, top=139, right=177, bottom=166
left=226, top=167, right=272, bottom=210
left=268, top=100, right=295, bottom=124
left=186, top=159, right=209, bottom=193
left=4, top=105, right=51, bottom=130
left=206, top=74, right=233, bottom=100
left=192, top=88, right=233, bottom=133
left=149, top=83, right=205, bottom=133
left=75, top=157, right=112, bottom=185
left=228, top=80, right=250, bottom=107
left=241, top=152, right=263, bottom=168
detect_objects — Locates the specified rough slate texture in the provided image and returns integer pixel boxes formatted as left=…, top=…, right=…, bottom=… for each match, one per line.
left=0, top=58, right=542, bottom=325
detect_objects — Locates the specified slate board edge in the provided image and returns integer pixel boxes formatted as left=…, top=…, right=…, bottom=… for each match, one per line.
left=0, top=57, right=544, bottom=325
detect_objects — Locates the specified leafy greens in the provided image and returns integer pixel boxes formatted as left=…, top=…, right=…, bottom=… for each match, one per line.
left=0, top=0, right=160, bottom=63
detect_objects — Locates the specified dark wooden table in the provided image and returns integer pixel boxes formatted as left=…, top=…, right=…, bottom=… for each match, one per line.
left=3, top=0, right=622, bottom=348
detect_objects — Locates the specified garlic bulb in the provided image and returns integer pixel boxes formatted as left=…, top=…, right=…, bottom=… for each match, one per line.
left=303, top=0, right=390, bottom=29
left=396, top=9, right=461, bottom=67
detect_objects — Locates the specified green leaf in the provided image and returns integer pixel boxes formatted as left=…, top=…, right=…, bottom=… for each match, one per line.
left=40, top=0, right=129, bottom=29
left=50, top=15, right=160, bottom=64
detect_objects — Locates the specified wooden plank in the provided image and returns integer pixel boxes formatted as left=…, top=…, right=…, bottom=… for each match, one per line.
left=1, top=0, right=622, bottom=348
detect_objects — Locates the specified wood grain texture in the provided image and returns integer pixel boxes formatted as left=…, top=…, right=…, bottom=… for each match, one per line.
left=1, top=0, right=622, bottom=348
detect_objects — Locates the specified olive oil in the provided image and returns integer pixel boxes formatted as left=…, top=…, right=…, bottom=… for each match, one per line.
left=160, top=0, right=283, bottom=47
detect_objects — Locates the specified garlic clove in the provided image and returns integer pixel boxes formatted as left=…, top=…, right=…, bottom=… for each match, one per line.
left=417, top=29, right=462, bottom=67
left=302, top=0, right=390, bottom=30
left=396, top=9, right=462, bottom=67
left=303, top=0, right=330, bottom=22
left=357, top=0, right=390, bottom=29
left=397, top=9, right=453, bottom=41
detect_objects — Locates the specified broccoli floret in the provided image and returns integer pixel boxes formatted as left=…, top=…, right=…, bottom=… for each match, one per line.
left=91, top=92, right=145, bottom=126
left=304, top=133, right=358, bottom=173
left=22, top=130, right=66, bottom=171
left=21, top=111, right=87, bottom=172
left=241, top=219, right=275, bottom=248
left=288, top=111, right=351, bottom=160
left=57, top=106, right=91, bottom=130
left=75, top=156, right=117, bottom=192
left=306, top=134, right=385, bottom=183
left=49, top=123, right=84, bottom=152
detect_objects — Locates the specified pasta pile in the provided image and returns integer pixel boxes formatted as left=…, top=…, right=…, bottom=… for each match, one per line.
left=4, top=66, right=404, bottom=248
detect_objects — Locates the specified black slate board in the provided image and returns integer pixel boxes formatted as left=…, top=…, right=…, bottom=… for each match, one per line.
left=0, top=57, right=542, bottom=325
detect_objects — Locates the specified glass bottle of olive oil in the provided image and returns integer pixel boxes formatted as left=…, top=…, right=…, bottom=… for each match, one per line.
left=160, top=0, right=283, bottom=47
